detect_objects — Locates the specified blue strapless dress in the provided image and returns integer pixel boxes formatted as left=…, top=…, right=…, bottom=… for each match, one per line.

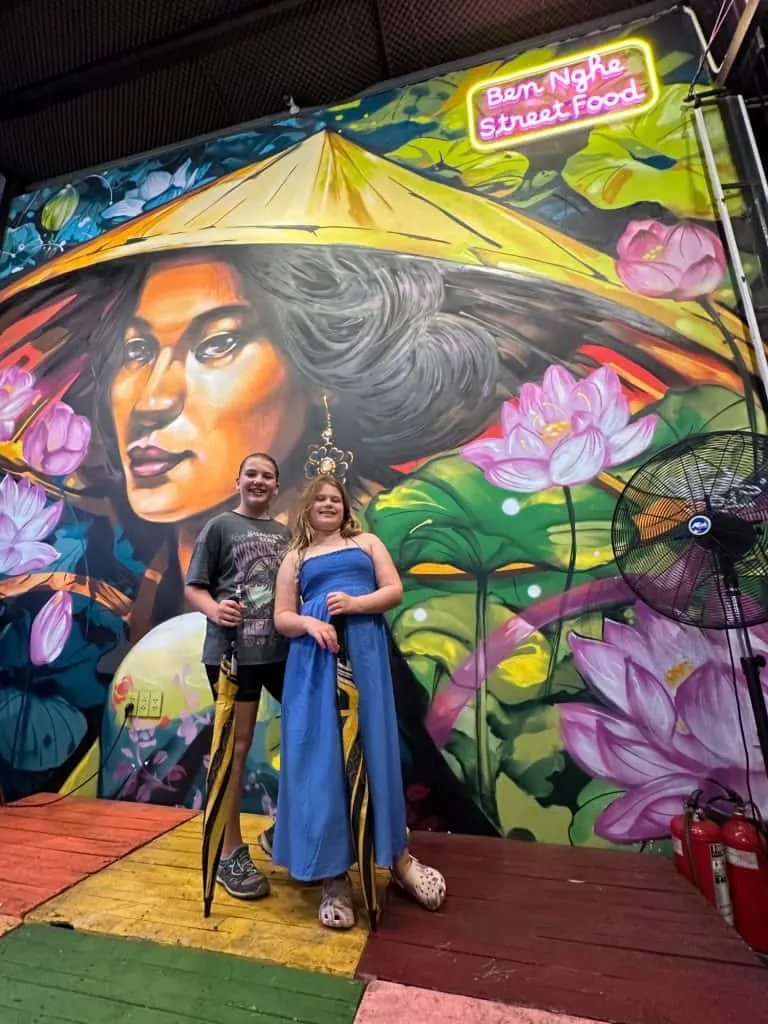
left=271, top=546, right=408, bottom=881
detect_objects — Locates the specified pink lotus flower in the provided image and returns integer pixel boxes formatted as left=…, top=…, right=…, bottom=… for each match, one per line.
left=462, top=365, right=657, bottom=492
left=560, top=603, right=768, bottom=843
left=30, top=591, right=73, bottom=666
left=615, top=220, right=726, bottom=300
left=23, top=401, right=91, bottom=477
left=0, top=474, right=62, bottom=575
left=0, top=366, right=39, bottom=442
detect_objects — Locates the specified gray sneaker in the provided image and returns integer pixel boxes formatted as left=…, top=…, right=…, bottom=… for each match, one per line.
left=216, top=844, right=270, bottom=900
left=258, top=823, right=275, bottom=858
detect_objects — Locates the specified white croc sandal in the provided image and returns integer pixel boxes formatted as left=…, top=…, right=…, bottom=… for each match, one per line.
left=319, top=875, right=356, bottom=930
left=394, top=856, right=446, bottom=911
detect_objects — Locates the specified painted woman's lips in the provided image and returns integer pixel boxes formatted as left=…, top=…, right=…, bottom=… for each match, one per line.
left=127, top=445, right=191, bottom=479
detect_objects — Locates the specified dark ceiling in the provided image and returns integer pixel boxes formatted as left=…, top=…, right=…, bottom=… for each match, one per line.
left=0, top=0, right=721, bottom=188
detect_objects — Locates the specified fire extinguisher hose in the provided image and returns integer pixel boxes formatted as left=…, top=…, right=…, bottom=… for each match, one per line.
left=684, top=791, right=702, bottom=891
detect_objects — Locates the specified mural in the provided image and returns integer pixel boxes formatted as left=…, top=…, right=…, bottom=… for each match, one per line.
left=0, top=7, right=765, bottom=850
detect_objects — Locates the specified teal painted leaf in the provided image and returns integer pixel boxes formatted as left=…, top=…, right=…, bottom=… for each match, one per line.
left=0, top=688, right=87, bottom=771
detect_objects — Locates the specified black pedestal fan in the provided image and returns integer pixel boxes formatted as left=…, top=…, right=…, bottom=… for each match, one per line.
left=612, top=430, right=768, bottom=779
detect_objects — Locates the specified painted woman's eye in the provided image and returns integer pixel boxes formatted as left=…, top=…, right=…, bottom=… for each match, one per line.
left=195, top=331, right=242, bottom=363
left=122, top=337, right=156, bottom=367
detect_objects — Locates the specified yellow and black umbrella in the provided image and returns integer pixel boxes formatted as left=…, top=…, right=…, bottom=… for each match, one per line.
left=201, top=638, right=239, bottom=918
left=332, top=615, right=380, bottom=931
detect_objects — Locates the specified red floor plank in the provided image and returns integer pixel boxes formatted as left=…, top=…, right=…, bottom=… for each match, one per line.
left=357, top=833, right=768, bottom=1024
left=0, top=797, right=195, bottom=918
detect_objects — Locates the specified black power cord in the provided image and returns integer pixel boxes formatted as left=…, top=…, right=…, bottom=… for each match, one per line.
left=0, top=702, right=135, bottom=810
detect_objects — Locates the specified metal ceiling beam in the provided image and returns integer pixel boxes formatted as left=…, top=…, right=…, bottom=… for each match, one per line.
left=716, top=0, right=766, bottom=85
left=0, top=0, right=316, bottom=123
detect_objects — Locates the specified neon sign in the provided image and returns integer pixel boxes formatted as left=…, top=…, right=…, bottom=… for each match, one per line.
left=467, top=39, right=659, bottom=151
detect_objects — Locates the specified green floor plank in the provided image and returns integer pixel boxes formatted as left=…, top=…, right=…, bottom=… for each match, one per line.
left=1, top=1010, right=79, bottom=1024
left=2, top=924, right=360, bottom=999
left=0, top=925, right=364, bottom=1024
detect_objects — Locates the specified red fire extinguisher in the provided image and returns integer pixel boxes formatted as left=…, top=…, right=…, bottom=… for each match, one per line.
left=722, top=808, right=768, bottom=953
left=670, top=794, right=733, bottom=925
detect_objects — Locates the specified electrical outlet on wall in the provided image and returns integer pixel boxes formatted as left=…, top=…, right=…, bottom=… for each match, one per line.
left=126, top=689, right=164, bottom=720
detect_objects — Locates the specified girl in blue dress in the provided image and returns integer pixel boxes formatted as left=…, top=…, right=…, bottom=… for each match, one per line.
left=273, top=475, right=447, bottom=929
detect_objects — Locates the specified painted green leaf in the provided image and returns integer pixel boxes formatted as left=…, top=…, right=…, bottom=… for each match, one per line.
left=368, top=454, right=619, bottom=575
left=608, top=385, right=764, bottom=487
left=0, top=689, right=87, bottom=772
left=569, top=778, right=641, bottom=850
left=496, top=771, right=572, bottom=843
left=342, top=77, right=457, bottom=134
left=562, top=84, right=742, bottom=220
left=495, top=704, right=567, bottom=801
left=392, top=594, right=551, bottom=705
left=655, top=50, right=697, bottom=78
left=388, top=136, right=529, bottom=198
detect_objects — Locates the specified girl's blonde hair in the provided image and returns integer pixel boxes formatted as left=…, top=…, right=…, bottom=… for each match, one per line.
left=290, top=475, right=361, bottom=556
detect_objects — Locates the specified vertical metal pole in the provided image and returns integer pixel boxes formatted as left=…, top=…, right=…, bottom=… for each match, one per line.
left=735, top=93, right=768, bottom=205
left=693, top=102, right=768, bottom=405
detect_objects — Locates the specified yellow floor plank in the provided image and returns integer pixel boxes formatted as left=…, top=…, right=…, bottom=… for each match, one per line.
left=0, top=915, right=20, bottom=937
left=28, top=814, right=375, bottom=976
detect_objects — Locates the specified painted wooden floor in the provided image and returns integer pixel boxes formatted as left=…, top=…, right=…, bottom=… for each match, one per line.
left=356, top=981, right=605, bottom=1024
left=28, top=813, right=379, bottom=976
left=0, top=924, right=364, bottom=1024
left=0, top=796, right=195, bottom=918
left=357, top=831, right=768, bottom=1024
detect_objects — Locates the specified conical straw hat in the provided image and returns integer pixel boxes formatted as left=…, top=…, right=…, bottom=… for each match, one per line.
left=0, top=130, right=746, bottom=359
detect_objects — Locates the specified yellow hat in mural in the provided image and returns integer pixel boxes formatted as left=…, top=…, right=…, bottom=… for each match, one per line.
left=0, top=130, right=745, bottom=357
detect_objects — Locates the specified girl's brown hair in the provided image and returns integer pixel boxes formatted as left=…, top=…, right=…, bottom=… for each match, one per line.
left=290, top=475, right=361, bottom=556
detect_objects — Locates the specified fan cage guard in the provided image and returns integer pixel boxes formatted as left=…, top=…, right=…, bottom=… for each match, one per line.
left=611, top=430, right=768, bottom=631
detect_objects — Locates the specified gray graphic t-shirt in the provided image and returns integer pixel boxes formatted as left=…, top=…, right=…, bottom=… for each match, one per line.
left=185, top=511, right=290, bottom=666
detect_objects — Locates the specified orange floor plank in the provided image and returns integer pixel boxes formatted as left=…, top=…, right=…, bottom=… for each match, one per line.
left=0, top=796, right=195, bottom=918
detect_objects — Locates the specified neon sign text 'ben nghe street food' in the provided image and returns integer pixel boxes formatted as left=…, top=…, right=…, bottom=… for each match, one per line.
left=467, top=39, right=659, bottom=151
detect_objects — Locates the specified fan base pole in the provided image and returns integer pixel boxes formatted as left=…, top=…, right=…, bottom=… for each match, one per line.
left=740, top=654, right=768, bottom=779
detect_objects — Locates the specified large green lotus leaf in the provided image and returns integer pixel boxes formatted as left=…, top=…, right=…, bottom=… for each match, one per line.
left=392, top=594, right=552, bottom=705
left=387, top=136, right=529, bottom=199
left=495, top=771, right=572, bottom=843
left=645, top=385, right=765, bottom=452
left=395, top=562, right=616, bottom=630
left=605, top=385, right=765, bottom=487
left=368, top=455, right=619, bottom=575
left=562, top=84, right=742, bottom=219
left=495, top=704, right=567, bottom=801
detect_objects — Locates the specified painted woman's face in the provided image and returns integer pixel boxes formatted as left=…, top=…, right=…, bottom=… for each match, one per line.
left=110, top=255, right=306, bottom=523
